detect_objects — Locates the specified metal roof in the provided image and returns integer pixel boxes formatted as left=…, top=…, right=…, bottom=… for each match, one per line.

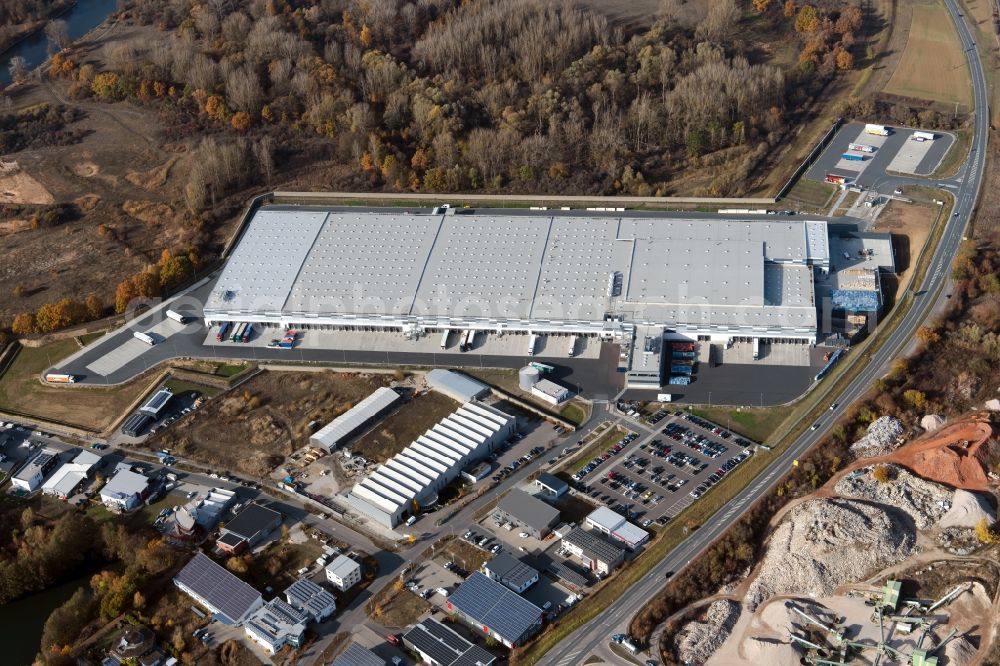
left=535, top=473, right=568, bottom=493
left=531, top=379, right=568, bottom=400
left=497, top=490, right=560, bottom=532
left=426, top=369, right=490, bottom=402
left=174, top=553, right=262, bottom=623
left=484, top=552, right=539, bottom=590
left=403, top=618, right=496, bottom=666
left=221, top=503, right=281, bottom=541
left=447, top=572, right=543, bottom=644
left=586, top=506, right=628, bottom=532
left=311, top=387, right=400, bottom=451
left=284, top=578, right=336, bottom=619
left=331, top=643, right=386, bottom=666
left=100, top=469, right=149, bottom=498
left=139, top=388, right=173, bottom=417
left=14, top=450, right=56, bottom=482
left=244, top=598, right=307, bottom=646
left=563, top=527, right=625, bottom=565
left=325, top=554, right=361, bottom=580
left=205, top=208, right=827, bottom=336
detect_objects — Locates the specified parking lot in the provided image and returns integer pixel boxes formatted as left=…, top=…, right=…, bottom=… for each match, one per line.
left=806, top=122, right=954, bottom=184
left=569, top=411, right=756, bottom=527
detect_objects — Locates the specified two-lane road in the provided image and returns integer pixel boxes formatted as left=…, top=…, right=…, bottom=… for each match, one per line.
left=538, top=2, right=988, bottom=663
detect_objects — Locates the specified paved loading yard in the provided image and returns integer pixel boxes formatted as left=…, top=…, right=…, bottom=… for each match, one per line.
left=806, top=122, right=954, bottom=184
left=570, top=412, right=756, bottom=527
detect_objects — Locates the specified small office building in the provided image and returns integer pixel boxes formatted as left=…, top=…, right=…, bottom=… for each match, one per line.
left=11, top=450, right=59, bottom=492
left=482, top=552, right=539, bottom=594
left=530, top=379, right=571, bottom=406
left=561, top=527, right=625, bottom=575
left=331, top=643, right=387, bottom=666
left=534, top=473, right=568, bottom=499
left=584, top=507, right=649, bottom=550
left=284, top=578, right=337, bottom=622
left=100, top=469, right=151, bottom=512
left=244, top=598, right=308, bottom=654
left=325, top=554, right=363, bottom=591
left=42, top=449, right=100, bottom=499
left=217, top=503, right=282, bottom=554
left=495, top=489, right=560, bottom=538
left=403, top=618, right=497, bottom=666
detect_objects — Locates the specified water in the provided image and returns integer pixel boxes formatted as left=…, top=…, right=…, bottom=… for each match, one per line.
left=1, top=0, right=120, bottom=87
left=0, top=574, right=91, bottom=666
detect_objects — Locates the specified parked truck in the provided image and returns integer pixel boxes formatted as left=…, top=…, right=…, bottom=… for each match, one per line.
left=459, top=330, right=473, bottom=352
left=672, top=350, right=696, bottom=359
left=527, top=334, right=538, bottom=356
left=215, top=322, right=231, bottom=342
left=231, top=323, right=247, bottom=343
left=911, top=131, right=935, bottom=142
left=670, top=364, right=694, bottom=375
left=825, top=174, right=847, bottom=185
left=753, top=338, right=761, bottom=360
left=671, top=341, right=695, bottom=352
left=668, top=376, right=692, bottom=385
left=241, top=323, right=254, bottom=342
left=440, top=330, right=450, bottom=350
left=567, top=335, right=577, bottom=357
left=841, top=153, right=865, bottom=161
left=133, top=331, right=156, bottom=346
left=165, top=309, right=187, bottom=324
left=848, top=143, right=875, bottom=153
left=44, top=373, right=76, bottom=383
left=864, top=123, right=890, bottom=136
left=277, top=330, right=296, bottom=349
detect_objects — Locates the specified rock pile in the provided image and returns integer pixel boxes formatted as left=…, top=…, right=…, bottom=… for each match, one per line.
left=834, top=465, right=953, bottom=529
left=745, top=498, right=917, bottom=609
left=850, top=416, right=905, bottom=457
left=940, top=489, right=997, bottom=529
left=674, top=600, right=740, bottom=665
left=920, top=414, right=945, bottom=432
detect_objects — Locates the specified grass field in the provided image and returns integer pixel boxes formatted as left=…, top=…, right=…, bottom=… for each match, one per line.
left=784, top=178, right=836, bottom=209
left=884, top=0, right=972, bottom=105
left=688, top=406, right=794, bottom=445
left=559, top=401, right=589, bottom=426
left=0, top=340, right=154, bottom=432
left=78, top=331, right=106, bottom=345
left=162, top=378, right=222, bottom=398
left=562, top=425, right=626, bottom=474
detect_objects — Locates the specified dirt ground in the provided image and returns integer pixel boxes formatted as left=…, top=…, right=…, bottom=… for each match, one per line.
left=871, top=199, right=935, bottom=293
left=882, top=416, right=997, bottom=491
left=351, top=390, right=459, bottom=463
left=0, top=162, right=54, bottom=205
left=149, top=371, right=393, bottom=478
left=884, top=0, right=973, bottom=105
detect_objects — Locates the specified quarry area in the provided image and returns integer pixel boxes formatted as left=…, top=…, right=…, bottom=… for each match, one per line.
left=665, top=411, right=1000, bottom=666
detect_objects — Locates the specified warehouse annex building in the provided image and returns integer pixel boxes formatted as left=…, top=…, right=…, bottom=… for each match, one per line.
left=205, top=207, right=831, bottom=346
left=347, top=401, right=515, bottom=527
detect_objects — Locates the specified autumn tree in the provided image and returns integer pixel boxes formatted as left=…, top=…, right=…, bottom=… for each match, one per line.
left=752, top=0, right=773, bottom=12
left=872, top=465, right=894, bottom=483
left=795, top=5, right=821, bottom=32
left=835, top=49, right=855, bottom=70
left=975, top=518, right=997, bottom=543
left=784, top=0, right=797, bottom=16
left=916, top=325, right=942, bottom=345
left=12, top=312, right=35, bottom=335
left=84, top=293, right=104, bottom=320
left=902, top=389, right=927, bottom=410
left=231, top=111, right=251, bottom=131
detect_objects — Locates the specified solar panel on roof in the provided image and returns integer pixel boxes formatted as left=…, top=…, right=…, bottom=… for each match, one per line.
left=174, top=553, right=261, bottom=623
left=447, top=573, right=542, bottom=644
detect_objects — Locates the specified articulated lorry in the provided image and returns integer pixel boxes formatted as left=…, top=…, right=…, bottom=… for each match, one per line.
left=848, top=143, right=875, bottom=152
left=841, top=153, right=864, bottom=161
left=133, top=331, right=156, bottom=345
left=864, top=123, right=890, bottom=136
left=215, top=322, right=231, bottom=342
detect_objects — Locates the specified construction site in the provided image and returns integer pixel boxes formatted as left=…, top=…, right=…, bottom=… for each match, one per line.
left=663, top=410, right=1000, bottom=666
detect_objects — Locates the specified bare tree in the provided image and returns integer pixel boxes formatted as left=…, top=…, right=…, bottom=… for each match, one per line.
left=226, top=67, right=262, bottom=114
left=8, top=56, right=27, bottom=83
left=45, top=19, right=70, bottom=53
left=695, top=0, right=740, bottom=43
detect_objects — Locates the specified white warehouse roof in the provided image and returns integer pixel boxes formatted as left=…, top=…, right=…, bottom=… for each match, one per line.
left=310, top=387, right=400, bottom=451
left=349, top=402, right=514, bottom=521
left=426, top=369, right=490, bottom=403
left=204, top=207, right=828, bottom=340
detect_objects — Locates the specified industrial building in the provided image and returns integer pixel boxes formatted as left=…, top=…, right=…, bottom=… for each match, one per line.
left=495, top=489, right=561, bottom=538
left=584, top=507, right=649, bottom=551
left=284, top=578, right=337, bottom=622
left=217, top=503, right=283, bottom=554
left=243, top=598, right=308, bottom=654
left=482, top=552, right=540, bottom=593
left=403, top=618, right=497, bottom=666
left=11, top=449, right=59, bottom=492
left=561, top=527, right=625, bottom=575
left=205, top=208, right=830, bottom=346
left=325, top=554, right=363, bottom=591
left=425, top=369, right=491, bottom=402
left=140, top=388, right=173, bottom=418
left=347, top=402, right=515, bottom=527
left=310, top=387, right=401, bottom=452
left=173, top=553, right=263, bottom=625
left=445, top=572, right=544, bottom=648
left=530, top=378, right=571, bottom=405
left=332, top=643, right=387, bottom=666
left=100, top=468, right=152, bottom=512
left=534, top=473, right=569, bottom=498
left=41, top=449, right=100, bottom=499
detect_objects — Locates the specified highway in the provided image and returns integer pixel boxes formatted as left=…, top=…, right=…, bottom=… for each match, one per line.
left=537, top=1, right=988, bottom=663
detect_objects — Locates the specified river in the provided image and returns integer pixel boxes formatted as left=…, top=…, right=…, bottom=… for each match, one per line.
left=1, top=0, right=120, bottom=87
left=0, top=574, right=91, bottom=666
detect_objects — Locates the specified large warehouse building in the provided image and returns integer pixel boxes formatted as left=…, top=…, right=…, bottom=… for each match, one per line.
left=347, top=401, right=515, bottom=527
left=204, top=207, right=830, bottom=344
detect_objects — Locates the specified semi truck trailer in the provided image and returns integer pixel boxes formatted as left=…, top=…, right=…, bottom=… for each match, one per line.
left=864, top=123, right=890, bottom=136
left=216, top=322, right=231, bottom=342
left=165, top=309, right=187, bottom=323
left=44, top=373, right=76, bottom=383
left=133, top=331, right=156, bottom=345
left=848, top=143, right=875, bottom=152
left=527, top=334, right=538, bottom=356
left=841, top=153, right=864, bottom=161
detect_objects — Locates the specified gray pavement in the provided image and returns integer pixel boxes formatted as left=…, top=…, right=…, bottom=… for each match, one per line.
left=806, top=123, right=954, bottom=183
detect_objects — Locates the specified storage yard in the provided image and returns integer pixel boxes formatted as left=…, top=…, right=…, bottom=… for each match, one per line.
left=806, top=123, right=954, bottom=183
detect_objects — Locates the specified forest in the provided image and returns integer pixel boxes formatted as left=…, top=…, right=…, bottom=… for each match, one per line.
left=37, top=0, right=863, bottom=205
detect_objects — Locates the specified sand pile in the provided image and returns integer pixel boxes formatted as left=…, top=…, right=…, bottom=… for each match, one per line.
left=939, top=490, right=996, bottom=529
left=942, top=634, right=978, bottom=666
left=675, top=600, right=740, bottom=665
left=745, top=498, right=917, bottom=609
left=890, top=419, right=996, bottom=491
left=921, top=414, right=946, bottom=432
left=985, top=398, right=1000, bottom=412
left=834, top=465, right=953, bottom=529
left=851, top=416, right=905, bottom=457
left=739, top=637, right=799, bottom=666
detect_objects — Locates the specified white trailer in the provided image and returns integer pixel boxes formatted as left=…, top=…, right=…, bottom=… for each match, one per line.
left=165, top=309, right=187, bottom=323
left=459, top=330, right=474, bottom=352
left=911, top=131, right=935, bottom=142
left=527, top=334, right=538, bottom=356
left=567, top=335, right=578, bottom=357
left=440, top=330, right=451, bottom=350
left=44, top=373, right=76, bottom=383
left=864, top=123, right=890, bottom=136
left=848, top=143, right=875, bottom=153
left=752, top=338, right=761, bottom=360
left=133, top=331, right=156, bottom=346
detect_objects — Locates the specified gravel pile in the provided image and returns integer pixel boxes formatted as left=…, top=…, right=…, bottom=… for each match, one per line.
left=850, top=416, right=905, bottom=457
left=920, top=414, right=945, bottom=432
left=675, top=600, right=740, bottom=666
left=940, top=489, right=997, bottom=529
left=942, top=634, right=978, bottom=666
left=834, top=464, right=953, bottom=529
left=745, top=498, right=917, bottom=609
